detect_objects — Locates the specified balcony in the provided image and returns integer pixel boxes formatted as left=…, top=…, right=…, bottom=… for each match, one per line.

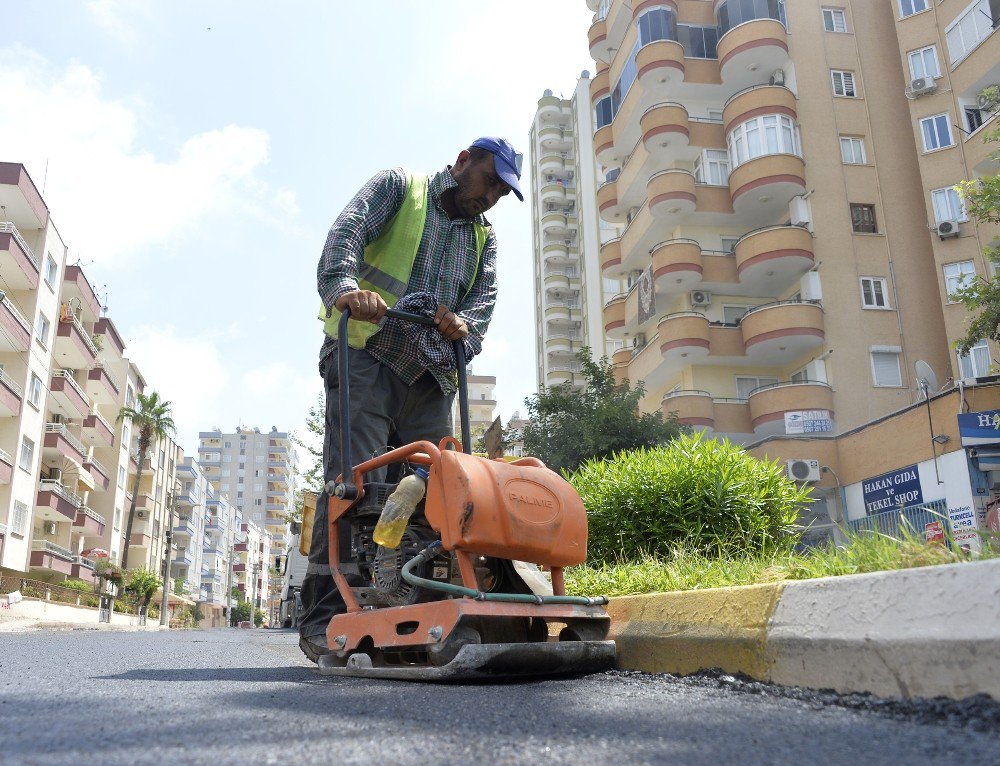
left=647, top=170, right=697, bottom=219
left=651, top=239, right=704, bottom=291
left=596, top=179, right=621, bottom=221
left=0, top=221, right=40, bottom=290
left=537, top=126, right=573, bottom=152
left=36, top=479, right=81, bottom=521
left=93, top=316, right=126, bottom=358
left=536, top=93, right=564, bottom=123
left=233, top=563, right=246, bottom=573
left=0, top=291, right=32, bottom=352
left=603, top=294, right=627, bottom=339
left=62, top=265, right=101, bottom=323
left=73, top=505, right=107, bottom=537
left=0, top=447, right=12, bottom=485
left=70, top=555, right=96, bottom=583
left=173, top=517, right=197, bottom=537
left=86, top=360, right=122, bottom=403
left=83, top=455, right=110, bottom=491
left=658, top=312, right=711, bottom=362
left=599, top=238, right=623, bottom=278
left=0, top=163, right=49, bottom=229
left=716, top=18, right=789, bottom=92
left=82, top=410, right=115, bottom=447
left=0, top=367, right=23, bottom=418
left=49, top=370, right=89, bottom=419
left=547, top=362, right=583, bottom=385
left=588, top=15, right=609, bottom=61
left=29, top=540, right=75, bottom=577
left=43, top=423, right=87, bottom=466
left=539, top=152, right=570, bottom=177
left=747, top=380, right=835, bottom=436
left=174, top=548, right=194, bottom=565
left=723, top=84, right=797, bottom=136
left=543, top=242, right=575, bottom=266
left=729, top=153, right=806, bottom=217
left=739, top=301, right=825, bottom=363
left=55, top=310, right=98, bottom=370
left=733, top=225, right=814, bottom=292
left=661, top=390, right=716, bottom=429
left=267, top=460, right=289, bottom=471
left=635, top=39, right=686, bottom=98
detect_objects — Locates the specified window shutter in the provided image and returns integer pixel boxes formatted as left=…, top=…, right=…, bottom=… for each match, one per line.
left=872, top=352, right=902, bottom=386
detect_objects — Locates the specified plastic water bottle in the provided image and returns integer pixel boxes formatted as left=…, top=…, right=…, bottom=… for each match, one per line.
left=372, top=468, right=429, bottom=549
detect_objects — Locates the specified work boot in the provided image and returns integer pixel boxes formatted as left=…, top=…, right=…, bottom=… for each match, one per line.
left=299, top=633, right=332, bottom=664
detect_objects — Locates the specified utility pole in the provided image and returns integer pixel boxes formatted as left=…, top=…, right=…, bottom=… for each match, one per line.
left=225, top=519, right=235, bottom=628
left=160, top=487, right=177, bottom=627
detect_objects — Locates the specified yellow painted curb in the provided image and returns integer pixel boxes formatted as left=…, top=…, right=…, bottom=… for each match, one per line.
left=607, top=583, right=785, bottom=678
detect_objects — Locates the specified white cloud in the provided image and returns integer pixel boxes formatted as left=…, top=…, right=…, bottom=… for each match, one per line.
left=0, top=46, right=297, bottom=265
left=84, top=0, right=151, bottom=47
left=243, top=362, right=317, bottom=401
left=123, top=324, right=229, bottom=452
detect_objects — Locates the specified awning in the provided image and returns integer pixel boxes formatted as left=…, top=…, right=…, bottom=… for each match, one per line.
left=971, top=447, right=1000, bottom=469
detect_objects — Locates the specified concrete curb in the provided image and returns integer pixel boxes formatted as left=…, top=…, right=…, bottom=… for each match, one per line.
left=607, top=558, right=1000, bottom=700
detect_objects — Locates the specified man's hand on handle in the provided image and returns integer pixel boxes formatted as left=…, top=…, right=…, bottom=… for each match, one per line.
left=335, top=290, right=387, bottom=324
left=435, top=305, right=468, bottom=341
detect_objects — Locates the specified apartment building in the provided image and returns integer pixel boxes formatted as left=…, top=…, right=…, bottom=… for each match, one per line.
left=529, top=77, right=616, bottom=392
left=233, top=517, right=270, bottom=618
left=449, top=373, right=498, bottom=441
left=202, top=484, right=238, bottom=623
left=197, top=426, right=295, bottom=557
left=125, top=433, right=183, bottom=575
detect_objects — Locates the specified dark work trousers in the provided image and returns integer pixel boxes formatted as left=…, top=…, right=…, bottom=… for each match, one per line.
left=298, top=345, right=454, bottom=642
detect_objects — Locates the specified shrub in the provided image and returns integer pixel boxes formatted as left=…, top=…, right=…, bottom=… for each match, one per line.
left=61, top=579, right=93, bottom=593
left=572, top=433, right=812, bottom=563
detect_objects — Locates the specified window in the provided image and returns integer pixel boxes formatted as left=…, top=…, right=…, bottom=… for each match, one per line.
left=840, top=136, right=866, bottom=164
left=736, top=376, right=779, bottom=399
left=726, top=115, right=800, bottom=167
left=34, top=312, right=50, bottom=348
left=255, top=455, right=264, bottom=463
left=898, top=0, right=928, bottom=17
left=694, top=150, right=731, bottom=185
left=253, top=483, right=263, bottom=492
left=860, top=277, right=889, bottom=308
left=723, top=305, right=750, bottom=324
left=27, top=373, right=42, bottom=407
left=114, top=507, right=122, bottom=532
left=224, top=441, right=232, bottom=448
left=716, top=0, right=787, bottom=35
left=958, top=340, right=992, bottom=379
left=931, top=186, right=967, bottom=223
left=907, top=46, right=940, bottom=79
left=223, top=454, right=232, bottom=463
left=850, top=203, right=877, bottom=233
left=222, top=469, right=231, bottom=477
left=11, top=501, right=28, bottom=536
left=831, top=70, right=857, bottom=97
left=944, top=261, right=977, bottom=299
left=637, top=7, right=677, bottom=47
left=721, top=236, right=740, bottom=253
left=920, top=114, right=953, bottom=151
left=966, top=106, right=986, bottom=133
left=221, top=483, right=230, bottom=492
left=18, top=436, right=34, bottom=472
left=790, top=368, right=809, bottom=383
left=823, top=8, right=847, bottom=32
left=945, top=1, right=998, bottom=65
left=678, top=24, right=719, bottom=58
left=254, top=498, right=262, bottom=506
left=44, top=255, right=58, bottom=287
left=595, top=97, right=613, bottom=130
left=871, top=349, right=903, bottom=387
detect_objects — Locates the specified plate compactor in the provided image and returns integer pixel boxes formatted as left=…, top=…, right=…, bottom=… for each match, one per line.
left=315, top=308, right=615, bottom=681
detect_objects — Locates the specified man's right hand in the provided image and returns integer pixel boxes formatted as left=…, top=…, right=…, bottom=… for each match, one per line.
left=335, top=290, right=388, bottom=324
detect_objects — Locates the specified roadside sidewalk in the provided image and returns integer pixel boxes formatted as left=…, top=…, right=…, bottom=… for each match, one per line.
left=607, top=556, right=1000, bottom=700
left=0, top=595, right=163, bottom=632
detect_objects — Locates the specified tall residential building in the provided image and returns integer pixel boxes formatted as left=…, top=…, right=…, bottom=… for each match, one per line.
left=126, top=432, right=183, bottom=574
left=203, top=483, right=238, bottom=621
left=233, top=518, right=270, bottom=616
left=529, top=76, right=615, bottom=392
left=451, top=373, right=497, bottom=440
left=197, top=426, right=295, bottom=556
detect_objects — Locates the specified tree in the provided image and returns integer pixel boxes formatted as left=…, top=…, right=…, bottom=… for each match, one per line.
left=117, top=391, right=176, bottom=570
left=293, top=391, right=324, bottom=494
left=519, top=348, right=685, bottom=474
left=954, top=113, right=1000, bottom=356
left=124, top=567, right=162, bottom=615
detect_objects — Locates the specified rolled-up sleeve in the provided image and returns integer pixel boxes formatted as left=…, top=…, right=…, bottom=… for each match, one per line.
left=317, top=168, right=407, bottom=313
left=457, top=230, right=498, bottom=358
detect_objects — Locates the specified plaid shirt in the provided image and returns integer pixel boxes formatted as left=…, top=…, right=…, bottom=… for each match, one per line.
left=318, top=166, right=498, bottom=393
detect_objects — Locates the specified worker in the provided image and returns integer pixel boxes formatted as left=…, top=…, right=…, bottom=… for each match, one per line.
left=299, top=137, right=524, bottom=662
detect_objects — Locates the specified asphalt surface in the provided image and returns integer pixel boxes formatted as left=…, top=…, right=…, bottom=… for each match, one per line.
left=1, top=628, right=997, bottom=765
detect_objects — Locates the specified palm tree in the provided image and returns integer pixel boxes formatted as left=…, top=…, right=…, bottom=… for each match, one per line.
left=117, top=391, right=176, bottom=571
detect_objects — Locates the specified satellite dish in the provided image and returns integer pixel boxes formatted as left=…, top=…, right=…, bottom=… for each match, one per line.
left=915, top=360, right=939, bottom=397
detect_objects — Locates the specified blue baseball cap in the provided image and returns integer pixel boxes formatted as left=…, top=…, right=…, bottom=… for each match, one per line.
left=471, top=136, right=524, bottom=202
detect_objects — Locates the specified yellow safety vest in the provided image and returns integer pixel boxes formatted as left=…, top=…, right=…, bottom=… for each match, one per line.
left=318, top=171, right=489, bottom=349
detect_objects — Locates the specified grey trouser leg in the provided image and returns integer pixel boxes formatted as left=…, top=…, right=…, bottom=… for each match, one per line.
left=298, top=346, right=454, bottom=641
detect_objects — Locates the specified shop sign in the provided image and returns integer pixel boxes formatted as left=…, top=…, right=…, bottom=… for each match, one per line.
left=785, top=410, right=834, bottom=434
left=862, top=464, right=923, bottom=515
left=957, top=409, right=1000, bottom=446
left=947, top=504, right=977, bottom=531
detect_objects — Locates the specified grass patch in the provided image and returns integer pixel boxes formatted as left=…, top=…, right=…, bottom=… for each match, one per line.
left=566, top=530, right=998, bottom=597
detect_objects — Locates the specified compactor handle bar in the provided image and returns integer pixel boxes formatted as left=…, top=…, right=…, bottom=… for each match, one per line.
left=333, top=307, right=471, bottom=500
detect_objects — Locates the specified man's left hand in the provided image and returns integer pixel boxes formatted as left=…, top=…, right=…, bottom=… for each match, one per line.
left=435, top=305, right=468, bottom=341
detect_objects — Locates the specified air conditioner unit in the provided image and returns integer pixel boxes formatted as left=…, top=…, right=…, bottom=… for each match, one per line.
left=136, top=509, right=148, bottom=520
left=43, top=521, right=58, bottom=535
left=909, top=77, right=937, bottom=97
left=936, top=219, right=960, bottom=240
left=690, top=290, right=712, bottom=307
left=977, top=85, right=1000, bottom=113
left=49, top=467, right=62, bottom=482
left=632, top=333, right=646, bottom=349
left=786, top=459, right=821, bottom=483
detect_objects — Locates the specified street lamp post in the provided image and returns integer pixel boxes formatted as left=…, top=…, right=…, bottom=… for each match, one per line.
left=160, top=488, right=177, bottom=627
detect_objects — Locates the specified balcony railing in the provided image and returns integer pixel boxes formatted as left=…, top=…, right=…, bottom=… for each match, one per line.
left=0, top=222, right=40, bottom=271
left=60, top=308, right=99, bottom=357
left=0, top=367, right=24, bottom=397
left=54, top=369, right=87, bottom=401
left=0, top=291, right=32, bottom=334
left=84, top=454, right=109, bottom=476
left=45, top=422, right=87, bottom=456
left=92, top=359, right=123, bottom=393
left=0, top=447, right=12, bottom=465
left=39, top=479, right=83, bottom=507
left=73, top=554, right=96, bottom=569
left=31, top=539, right=75, bottom=559
left=77, top=505, right=106, bottom=526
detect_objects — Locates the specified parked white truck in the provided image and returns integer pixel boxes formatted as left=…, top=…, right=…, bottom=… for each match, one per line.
left=275, top=491, right=315, bottom=629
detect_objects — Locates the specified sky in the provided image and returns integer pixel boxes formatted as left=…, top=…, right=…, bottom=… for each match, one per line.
left=1, top=0, right=594, bottom=455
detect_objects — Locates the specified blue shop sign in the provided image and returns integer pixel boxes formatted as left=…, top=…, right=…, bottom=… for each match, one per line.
left=958, top=409, right=1000, bottom=446
left=862, top=464, right=923, bottom=516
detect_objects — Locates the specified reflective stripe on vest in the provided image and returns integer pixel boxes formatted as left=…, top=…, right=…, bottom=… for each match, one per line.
left=318, top=171, right=489, bottom=349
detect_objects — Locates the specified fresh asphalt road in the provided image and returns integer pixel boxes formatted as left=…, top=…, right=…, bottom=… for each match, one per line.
left=1, top=628, right=997, bottom=766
